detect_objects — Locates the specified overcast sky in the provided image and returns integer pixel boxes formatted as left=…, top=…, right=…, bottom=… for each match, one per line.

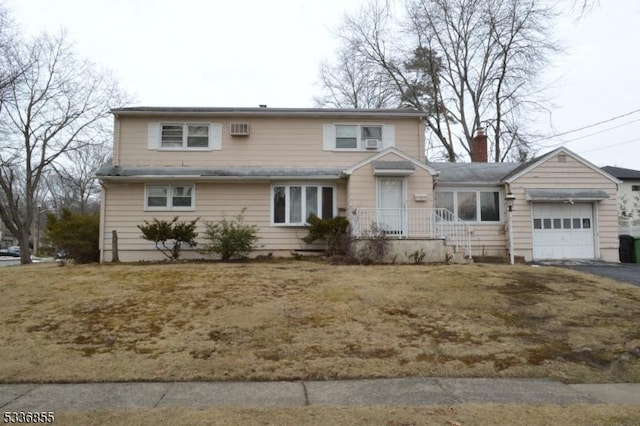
left=7, top=0, right=640, bottom=169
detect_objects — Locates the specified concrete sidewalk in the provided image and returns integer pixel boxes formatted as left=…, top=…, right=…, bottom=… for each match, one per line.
left=1, top=378, right=639, bottom=411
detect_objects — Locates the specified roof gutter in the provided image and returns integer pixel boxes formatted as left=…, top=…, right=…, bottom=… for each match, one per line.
left=98, top=174, right=345, bottom=182
left=110, top=108, right=427, bottom=120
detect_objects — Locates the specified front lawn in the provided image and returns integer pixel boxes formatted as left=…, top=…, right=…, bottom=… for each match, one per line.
left=1, top=260, right=639, bottom=383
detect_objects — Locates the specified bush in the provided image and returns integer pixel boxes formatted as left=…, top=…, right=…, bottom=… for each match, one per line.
left=138, top=216, right=198, bottom=261
left=45, top=209, right=100, bottom=264
left=302, top=214, right=350, bottom=256
left=354, top=223, right=389, bottom=264
left=200, top=208, right=259, bottom=261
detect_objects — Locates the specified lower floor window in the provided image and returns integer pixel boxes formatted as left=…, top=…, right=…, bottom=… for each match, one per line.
left=145, top=184, right=195, bottom=210
left=272, top=184, right=335, bottom=224
left=435, top=190, right=501, bottom=222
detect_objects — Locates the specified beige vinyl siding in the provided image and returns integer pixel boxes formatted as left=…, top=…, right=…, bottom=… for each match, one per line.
left=347, top=167, right=377, bottom=209
left=405, top=167, right=434, bottom=209
left=468, top=223, right=508, bottom=258
left=346, top=153, right=434, bottom=210
left=115, top=116, right=424, bottom=168
left=101, top=181, right=347, bottom=262
left=509, top=153, right=619, bottom=261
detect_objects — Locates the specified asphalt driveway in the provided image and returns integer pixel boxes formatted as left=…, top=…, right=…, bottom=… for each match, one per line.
left=540, top=261, right=640, bottom=287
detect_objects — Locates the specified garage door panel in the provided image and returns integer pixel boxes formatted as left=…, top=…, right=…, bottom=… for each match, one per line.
left=532, top=203, right=594, bottom=260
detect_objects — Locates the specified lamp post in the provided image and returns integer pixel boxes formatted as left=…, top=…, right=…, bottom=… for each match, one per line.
left=505, top=193, right=516, bottom=265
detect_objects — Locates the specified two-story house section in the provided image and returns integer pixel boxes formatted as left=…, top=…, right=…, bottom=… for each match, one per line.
left=97, top=107, right=437, bottom=262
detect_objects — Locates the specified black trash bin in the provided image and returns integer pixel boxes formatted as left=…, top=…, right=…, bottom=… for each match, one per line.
left=619, top=235, right=635, bottom=263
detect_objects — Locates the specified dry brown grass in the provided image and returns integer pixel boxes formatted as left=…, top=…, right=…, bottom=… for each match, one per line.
left=1, top=260, right=639, bottom=383
left=56, top=404, right=640, bottom=426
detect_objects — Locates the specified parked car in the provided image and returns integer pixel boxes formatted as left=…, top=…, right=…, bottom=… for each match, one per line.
left=0, top=246, right=21, bottom=257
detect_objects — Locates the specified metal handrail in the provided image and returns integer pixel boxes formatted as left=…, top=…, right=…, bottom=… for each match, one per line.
left=351, top=208, right=471, bottom=256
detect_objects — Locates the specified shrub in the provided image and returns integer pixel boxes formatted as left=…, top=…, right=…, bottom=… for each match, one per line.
left=201, top=208, right=259, bottom=261
left=45, top=209, right=100, bottom=264
left=302, top=214, right=350, bottom=256
left=354, top=223, right=389, bottom=264
left=138, top=216, right=198, bottom=261
left=406, top=248, right=426, bottom=264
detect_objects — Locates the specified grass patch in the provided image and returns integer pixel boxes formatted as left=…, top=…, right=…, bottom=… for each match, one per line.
left=1, top=261, right=639, bottom=383
left=56, top=404, right=640, bottom=426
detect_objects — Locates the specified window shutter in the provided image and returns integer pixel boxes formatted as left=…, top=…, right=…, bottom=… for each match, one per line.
left=382, top=124, right=395, bottom=149
left=209, top=123, right=222, bottom=150
left=147, top=123, right=161, bottom=149
left=322, top=124, right=335, bottom=151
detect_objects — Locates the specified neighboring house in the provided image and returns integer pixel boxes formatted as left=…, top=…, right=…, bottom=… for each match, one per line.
left=0, top=218, right=17, bottom=248
left=97, top=107, right=620, bottom=263
left=601, top=165, right=640, bottom=235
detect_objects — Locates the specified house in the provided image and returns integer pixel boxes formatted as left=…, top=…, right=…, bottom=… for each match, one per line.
left=0, top=218, right=17, bottom=248
left=601, top=165, right=640, bottom=235
left=97, top=107, right=620, bottom=263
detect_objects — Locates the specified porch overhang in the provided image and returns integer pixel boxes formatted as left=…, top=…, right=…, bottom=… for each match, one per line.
left=372, top=160, right=415, bottom=176
left=524, top=188, right=609, bottom=202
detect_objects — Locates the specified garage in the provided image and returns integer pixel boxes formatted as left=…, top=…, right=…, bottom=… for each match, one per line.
left=532, top=202, right=595, bottom=259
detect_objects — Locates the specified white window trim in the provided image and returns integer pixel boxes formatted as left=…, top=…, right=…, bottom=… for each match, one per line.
left=435, top=188, right=503, bottom=223
left=271, top=183, right=337, bottom=226
left=144, top=184, right=196, bottom=211
left=159, top=123, right=211, bottom=150
left=148, top=122, right=222, bottom=151
left=333, top=124, right=384, bottom=151
left=322, top=123, right=394, bottom=152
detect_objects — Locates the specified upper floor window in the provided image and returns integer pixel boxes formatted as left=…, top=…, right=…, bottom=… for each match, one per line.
left=335, top=125, right=383, bottom=149
left=272, top=184, right=335, bottom=225
left=435, top=190, right=501, bottom=222
left=161, top=124, right=210, bottom=149
left=632, top=185, right=640, bottom=192
left=148, top=122, right=222, bottom=151
left=145, top=184, right=195, bottom=211
left=323, top=124, right=393, bottom=151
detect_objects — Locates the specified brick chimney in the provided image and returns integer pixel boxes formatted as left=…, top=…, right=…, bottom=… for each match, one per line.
left=471, top=127, right=488, bottom=162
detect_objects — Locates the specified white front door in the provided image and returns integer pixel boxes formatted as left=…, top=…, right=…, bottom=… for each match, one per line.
left=532, top=203, right=595, bottom=259
left=377, top=177, right=405, bottom=235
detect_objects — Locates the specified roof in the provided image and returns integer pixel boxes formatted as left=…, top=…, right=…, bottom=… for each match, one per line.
left=371, top=161, right=415, bottom=171
left=502, top=147, right=620, bottom=184
left=525, top=189, right=609, bottom=201
left=601, top=166, right=640, bottom=180
left=111, top=106, right=427, bottom=119
left=344, top=147, right=438, bottom=176
left=429, top=147, right=622, bottom=186
left=430, top=162, right=520, bottom=184
left=97, top=166, right=345, bottom=180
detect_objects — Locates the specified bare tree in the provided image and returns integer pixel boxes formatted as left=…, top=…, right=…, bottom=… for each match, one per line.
left=315, top=44, right=400, bottom=108
left=0, top=31, right=123, bottom=264
left=0, top=9, right=26, bottom=112
left=45, top=142, right=112, bottom=214
left=321, top=0, right=557, bottom=162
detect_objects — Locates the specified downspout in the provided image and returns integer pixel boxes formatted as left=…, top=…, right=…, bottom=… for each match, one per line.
left=419, top=116, right=426, bottom=162
left=99, top=183, right=107, bottom=263
left=113, top=115, right=121, bottom=167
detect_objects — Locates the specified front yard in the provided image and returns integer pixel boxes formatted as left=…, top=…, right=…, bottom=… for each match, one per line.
left=1, top=260, right=639, bottom=383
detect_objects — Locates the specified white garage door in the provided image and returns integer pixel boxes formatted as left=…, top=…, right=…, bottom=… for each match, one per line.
left=532, top=203, right=595, bottom=259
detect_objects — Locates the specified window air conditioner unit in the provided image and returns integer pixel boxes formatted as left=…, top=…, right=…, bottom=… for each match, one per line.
left=230, top=123, right=250, bottom=136
left=365, top=139, right=380, bottom=149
